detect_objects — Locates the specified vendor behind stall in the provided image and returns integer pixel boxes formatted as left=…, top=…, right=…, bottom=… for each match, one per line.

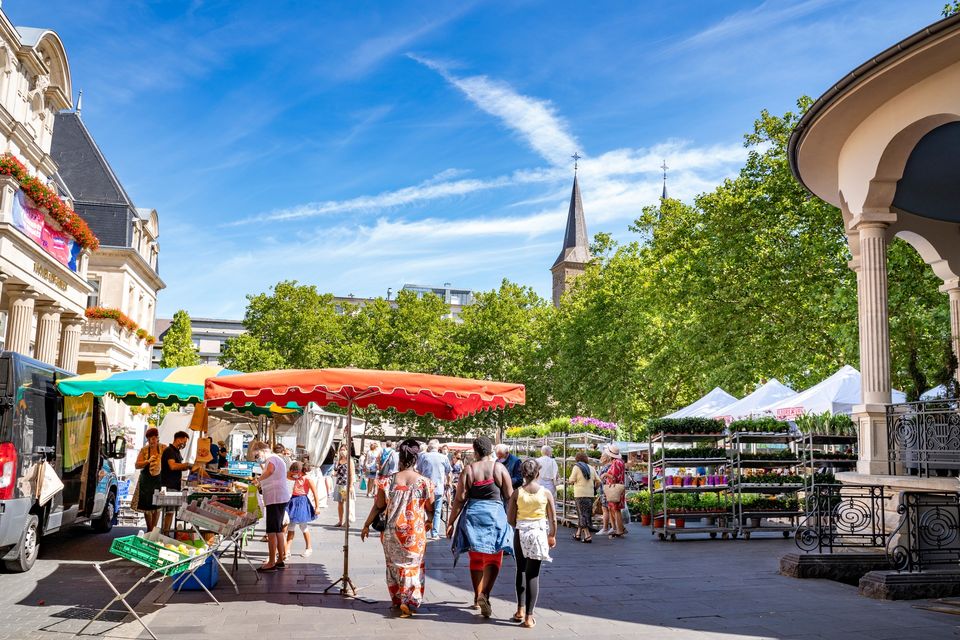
left=161, top=431, right=193, bottom=534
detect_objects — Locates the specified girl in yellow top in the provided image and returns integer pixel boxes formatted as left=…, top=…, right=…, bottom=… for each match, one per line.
left=507, top=459, right=557, bottom=629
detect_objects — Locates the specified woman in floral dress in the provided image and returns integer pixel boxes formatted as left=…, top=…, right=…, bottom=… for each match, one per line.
left=361, top=439, right=435, bottom=617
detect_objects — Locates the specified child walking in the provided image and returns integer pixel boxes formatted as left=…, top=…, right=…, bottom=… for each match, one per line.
left=286, top=462, right=320, bottom=557
left=507, top=458, right=557, bottom=629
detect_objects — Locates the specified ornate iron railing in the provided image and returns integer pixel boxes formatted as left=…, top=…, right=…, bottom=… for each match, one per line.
left=887, top=400, right=960, bottom=477
left=795, top=484, right=888, bottom=553
left=887, top=491, right=960, bottom=572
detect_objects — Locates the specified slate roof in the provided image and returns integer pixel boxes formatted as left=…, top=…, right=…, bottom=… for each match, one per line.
left=51, top=112, right=137, bottom=208
left=51, top=111, right=140, bottom=248
left=552, top=174, right=591, bottom=268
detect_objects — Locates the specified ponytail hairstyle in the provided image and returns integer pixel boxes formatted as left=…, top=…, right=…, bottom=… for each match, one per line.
left=520, top=458, right=540, bottom=485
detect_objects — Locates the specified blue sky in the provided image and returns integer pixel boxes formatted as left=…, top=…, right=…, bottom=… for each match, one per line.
left=5, top=0, right=949, bottom=318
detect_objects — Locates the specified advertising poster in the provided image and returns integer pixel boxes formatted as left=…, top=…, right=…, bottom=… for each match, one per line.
left=12, top=189, right=81, bottom=271
left=63, top=395, right=93, bottom=472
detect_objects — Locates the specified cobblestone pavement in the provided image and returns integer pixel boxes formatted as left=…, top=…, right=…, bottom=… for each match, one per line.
left=3, top=497, right=960, bottom=639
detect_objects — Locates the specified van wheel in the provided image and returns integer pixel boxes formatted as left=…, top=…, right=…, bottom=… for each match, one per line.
left=92, top=490, right=116, bottom=533
left=4, top=514, right=39, bottom=572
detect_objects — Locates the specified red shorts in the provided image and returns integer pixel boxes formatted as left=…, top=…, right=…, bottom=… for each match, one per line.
left=468, top=551, right=503, bottom=571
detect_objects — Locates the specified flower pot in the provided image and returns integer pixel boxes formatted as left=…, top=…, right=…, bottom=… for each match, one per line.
left=702, top=516, right=716, bottom=526
left=641, top=514, right=651, bottom=526
left=673, top=517, right=685, bottom=528
left=653, top=517, right=665, bottom=528
left=748, top=517, right=761, bottom=528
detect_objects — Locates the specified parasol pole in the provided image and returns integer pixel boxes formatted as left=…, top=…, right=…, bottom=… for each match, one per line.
left=325, top=400, right=358, bottom=596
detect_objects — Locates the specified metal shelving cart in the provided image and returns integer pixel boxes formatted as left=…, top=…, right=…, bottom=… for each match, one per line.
left=727, top=432, right=802, bottom=539
left=798, top=433, right=858, bottom=492
left=648, top=432, right=735, bottom=541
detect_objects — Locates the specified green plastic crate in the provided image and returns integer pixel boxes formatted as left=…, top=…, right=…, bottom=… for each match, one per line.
left=109, top=535, right=198, bottom=576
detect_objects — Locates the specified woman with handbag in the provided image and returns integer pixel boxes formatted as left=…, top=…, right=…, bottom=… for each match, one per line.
left=567, top=452, right=598, bottom=543
left=602, top=445, right=627, bottom=538
left=360, top=439, right=435, bottom=617
left=133, top=427, right=163, bottom=532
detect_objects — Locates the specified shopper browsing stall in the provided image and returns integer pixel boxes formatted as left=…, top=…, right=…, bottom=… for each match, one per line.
left=251, top=440, right=290, bottom=571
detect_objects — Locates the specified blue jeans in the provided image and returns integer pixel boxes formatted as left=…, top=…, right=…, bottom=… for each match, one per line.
left=432, top=491, right=444, bottom=537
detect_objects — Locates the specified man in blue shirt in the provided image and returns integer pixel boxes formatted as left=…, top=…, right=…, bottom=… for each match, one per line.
left=495, top=443, right=523, bottom=489
left=416, top=439, right=451, bottom=539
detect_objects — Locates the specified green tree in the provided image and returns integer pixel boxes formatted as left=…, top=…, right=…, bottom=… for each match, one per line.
left=220, top=280, right=346, bottom=371
left=160, top=310, right=199, bottom=368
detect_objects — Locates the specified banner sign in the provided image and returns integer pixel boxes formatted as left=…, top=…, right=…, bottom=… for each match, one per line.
left=63, top=395, right=94, bottom=472
left=12, top=189, right=81, bottom=271
left=775, top=406, right=805, bottom=420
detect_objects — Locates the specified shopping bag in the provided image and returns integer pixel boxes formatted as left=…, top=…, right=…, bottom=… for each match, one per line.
left=359, top=477, right=367, bottom=491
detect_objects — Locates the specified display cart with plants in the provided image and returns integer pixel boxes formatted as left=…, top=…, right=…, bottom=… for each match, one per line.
left=647, top=418, right=734, bottom=541
left=726, top=418, right=802, bottom=539
left=794, top=412, right=857, bottom=493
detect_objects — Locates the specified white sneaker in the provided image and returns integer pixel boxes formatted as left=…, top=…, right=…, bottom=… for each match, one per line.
left=303, top=548, right=313, bottom=557
left=597, top=528, right=610, bottom=536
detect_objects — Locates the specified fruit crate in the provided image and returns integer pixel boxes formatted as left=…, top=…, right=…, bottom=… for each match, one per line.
left=109, top=535, right=204, bottom=576
left=187, top=491, right=244, bottom=509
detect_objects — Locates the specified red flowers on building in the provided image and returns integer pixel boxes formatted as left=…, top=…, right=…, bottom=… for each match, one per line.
left=0, top=152, right=100, bottom=250
left=85, top=307, right=156, bottom=344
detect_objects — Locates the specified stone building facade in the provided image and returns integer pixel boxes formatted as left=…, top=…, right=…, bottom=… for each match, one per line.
left=0, top=15, right=89, bottom=370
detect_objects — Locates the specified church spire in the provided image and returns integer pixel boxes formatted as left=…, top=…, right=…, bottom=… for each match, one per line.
left=660, top=159, right=668, bottom=200
left=551, top=154, right=592, bottom=307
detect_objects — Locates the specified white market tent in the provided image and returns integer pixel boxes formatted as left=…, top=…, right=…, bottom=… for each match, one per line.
left=663, top=387, right=738, bottom=419
left=759, top=365, right=906, bottom=419
left=707, top=378, right=797, bottom=424
left=921, top=384, right=947, bottom=400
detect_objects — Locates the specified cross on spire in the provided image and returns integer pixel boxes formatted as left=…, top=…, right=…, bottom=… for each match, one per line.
left=571, top=152, right=581, bottom=173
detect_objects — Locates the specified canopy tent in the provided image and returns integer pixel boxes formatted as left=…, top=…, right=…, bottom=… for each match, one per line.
left=204, top=367, right=525, bottom=597
left=663, top=387, right=738, bottom=419
left=921, top=384, right=948, bottom=400
left=58, top=365, right=240, bottom=406
left=759, top=365, right=906, bottom=419
left=708, top=379, right=797, bottom=424
left=57, top=365, right=300, bottom=416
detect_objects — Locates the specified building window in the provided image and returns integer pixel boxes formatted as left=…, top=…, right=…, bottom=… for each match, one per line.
left=86, top=279, right=100, bottom=308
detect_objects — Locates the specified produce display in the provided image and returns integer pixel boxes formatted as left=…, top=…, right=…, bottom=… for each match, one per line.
left=647, top=417, right=725, bottom=435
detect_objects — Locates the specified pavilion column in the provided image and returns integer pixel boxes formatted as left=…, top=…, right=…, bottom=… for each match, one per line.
left=34, top=304, right=63, bottom=366
left=945, top=284, right=960, bottom=385
left=6, top=286, right=38, bottom=356
left=57, top=315, right=83, bottom=373
left=851, top=212, right=896, bottom=476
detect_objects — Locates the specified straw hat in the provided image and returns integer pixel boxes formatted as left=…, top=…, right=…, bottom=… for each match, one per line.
left=605, top=444, right=622, bottom=458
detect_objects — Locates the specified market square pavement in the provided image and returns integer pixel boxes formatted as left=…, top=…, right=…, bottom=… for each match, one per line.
left=3, top=494, right=959, bottom=640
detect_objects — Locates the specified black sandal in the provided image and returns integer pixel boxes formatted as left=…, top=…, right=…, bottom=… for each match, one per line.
left=572, top=533, right=581, bottom=541
left=581, top=537, right=592, bottom=543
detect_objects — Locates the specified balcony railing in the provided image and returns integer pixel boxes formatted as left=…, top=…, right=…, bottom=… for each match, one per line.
left=886, top=400, right=960, bottom=477
left=887, top=491, right=960, bottom=572
left=795, top=484, right=889, bottom=553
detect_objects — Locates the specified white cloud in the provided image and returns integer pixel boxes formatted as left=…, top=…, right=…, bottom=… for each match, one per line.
left=409, top=54, right=580, bottom=166
left=670, top=0, right=837, bottom=52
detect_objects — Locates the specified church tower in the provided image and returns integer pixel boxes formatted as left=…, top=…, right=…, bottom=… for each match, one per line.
left=551, top=158, right=591, bottom=307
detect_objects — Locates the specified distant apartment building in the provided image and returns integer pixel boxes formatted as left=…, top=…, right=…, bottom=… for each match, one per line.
left=334, top=283, right=474, bottom=320
left=152, top=317, right=245, bottom=367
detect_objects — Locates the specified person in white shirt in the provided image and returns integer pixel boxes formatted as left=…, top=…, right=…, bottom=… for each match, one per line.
left=535, top=446, right=560, bottom=497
